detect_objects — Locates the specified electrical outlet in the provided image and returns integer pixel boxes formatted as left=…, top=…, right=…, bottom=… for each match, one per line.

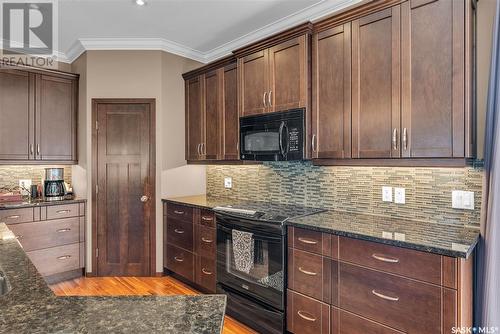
left=382, top=186, right=393, bottom=202
left=224, top=177, right=232, bottom=189
left=394, top=187, right=406, bottom=204
left=19, top=179, right=32, bottom=196
left=452, top=190, right=474, bottom=210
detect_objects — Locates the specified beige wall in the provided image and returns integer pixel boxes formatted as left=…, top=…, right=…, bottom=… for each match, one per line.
left=71, top=50, right=205, bottom=273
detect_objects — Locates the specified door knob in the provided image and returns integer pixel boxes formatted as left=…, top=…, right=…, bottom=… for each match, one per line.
left=140, top=195, right=149, bottom=203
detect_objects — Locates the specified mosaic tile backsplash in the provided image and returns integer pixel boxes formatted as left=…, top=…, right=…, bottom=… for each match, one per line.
left=0, top=166, right=72, bottom=190
left=207, top=162, right=483, bottom=227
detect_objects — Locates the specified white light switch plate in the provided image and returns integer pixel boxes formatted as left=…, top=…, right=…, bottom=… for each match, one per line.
left=452, top=190, right=474, bottom=210
left=224, top=177, right=232, bottom=189
left=394, top=187, right=405, bottom=204
left=382, top=186, right=393, bottom=202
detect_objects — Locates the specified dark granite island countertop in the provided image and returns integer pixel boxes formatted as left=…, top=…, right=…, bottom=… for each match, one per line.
left=286, top=210, right=480, bottom=258
left=0, top=198, right=87, bottom=210
left=0, top=224, right=226, bottom=334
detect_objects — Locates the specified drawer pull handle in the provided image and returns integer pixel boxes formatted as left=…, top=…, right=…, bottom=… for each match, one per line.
left=372, top=289, right=400, bottom=302
left=201, top=216, right=213, bottom=221
left=174, top=256, right=184, bottom=262
left=371, top=253, right=399, bottom=263
left=201, top=237, right=213, bottom=243
left=174, top=210, right=185, bottom=215
left=6, top=215, right=20, bottom=219
left=201, top=268, right=213, bottom=275
left=56, top=210, right=71, bottom=214
left=297, top=237, right=318, bottom=245
left=174, top=229, right=185, bottom=234
left=297, top=310, right=317, bottom=322
left=57, top=255, right=72, bottom=260
left=57, top=228, right=71, bottom=233
left=298, top=267, right=317, bottom=276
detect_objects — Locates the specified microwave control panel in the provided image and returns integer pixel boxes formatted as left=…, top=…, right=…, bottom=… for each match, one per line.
left=288, top=127, right=300, bottom=152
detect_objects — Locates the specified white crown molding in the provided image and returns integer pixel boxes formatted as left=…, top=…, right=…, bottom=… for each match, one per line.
left=0, top=40, right=68, bottom=63
left=62, top=0, right=362, bottom=64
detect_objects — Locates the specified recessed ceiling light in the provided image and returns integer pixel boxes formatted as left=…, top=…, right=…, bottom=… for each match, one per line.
left=135, top=0, right=146, bottom=6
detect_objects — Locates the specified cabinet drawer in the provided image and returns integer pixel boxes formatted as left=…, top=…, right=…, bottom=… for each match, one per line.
left=195, top=225, right=216, bottom=259
left=9, top=217, right=80, bottom=251
left=166, top=203, right=193, bottom=223
left=332, top=308, right=403, bottom=334
left=46, top=204, right=80, bottom=220
left=195, top=255, right=216, bottom=293
left=339, top=262, right=441, bottom=333
left=288, top=248, right=335, bottom=304
left=287, top=290, right=330, bottom=334
left=288, top=227, right=336, bottom=257
left=199, top=209, right=215, bottom=228
left=167, top=218, right=193, bottom=251
left=0, top=208, right=34, bottom=224
left=339, top=237, right=442, bottom=284
left=27, top=243, right=80, bottom=277
left=166, top=244, right=194, bottom=282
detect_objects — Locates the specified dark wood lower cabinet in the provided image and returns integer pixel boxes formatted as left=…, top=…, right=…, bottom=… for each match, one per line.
left=195, top=256, right=216, bottom=293
left=332, top=308, right=404, bottom=334
left=287, top=290, right=331, bottom=334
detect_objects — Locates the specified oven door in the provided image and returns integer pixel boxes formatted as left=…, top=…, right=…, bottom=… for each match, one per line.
left=217, top=218, right=284, bottom=310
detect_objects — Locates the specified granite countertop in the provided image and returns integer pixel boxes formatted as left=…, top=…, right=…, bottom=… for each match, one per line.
left=0, top=223, right=226, bottom=334
left=0, top=198, right=87, bottom=210
left=164, top=195, right=480, bottom=258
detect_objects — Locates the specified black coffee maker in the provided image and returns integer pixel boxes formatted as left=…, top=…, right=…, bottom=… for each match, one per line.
left=44, top=168, right=66, bottom=201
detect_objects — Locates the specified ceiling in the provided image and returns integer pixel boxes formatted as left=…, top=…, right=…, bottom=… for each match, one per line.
left=45, top=0, right=362, bottom=63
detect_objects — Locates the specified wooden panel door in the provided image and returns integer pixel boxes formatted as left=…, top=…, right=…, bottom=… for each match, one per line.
left=238, top=50, right=269, bottom=116
left=312, top=24, right=351, bottom=159
left=269, top=35, right=308, bottom=112
left=352, top=7, right=401, bottom=158
left=203, top=71, right=220, bottom=160
left=95, top=101, right=154, bottom=276
left=0, top=70, right=35, bottom=160
left=222, top=63, right=239, bottom=160
left=401, top=0, right=465, bottom=158
left=36, top=75, right=77, bottom=161
left=185, top=76, right=203, bottom=161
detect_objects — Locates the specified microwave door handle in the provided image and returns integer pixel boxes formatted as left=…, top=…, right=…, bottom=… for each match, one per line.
left=279, top=121, right=285, bottom=156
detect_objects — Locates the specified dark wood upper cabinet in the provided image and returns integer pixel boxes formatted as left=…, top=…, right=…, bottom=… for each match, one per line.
left=351, top=7, right=401, bottom=159
left=222, top=63, right=239, bottom=160
left=36, top=75, right=77, bottom=161
left=185, top=76, right=203, bottom=161
left=0, top=66, right=78, bottom=164
left=0, top=70, right=34, bottom=161
left=238, top=50, right=269, bottom=116
left=312, top=23, right=352, bottom=159
left=203, top=70, right=220, bottom=160
left=401, top=0, right=466, bottom=158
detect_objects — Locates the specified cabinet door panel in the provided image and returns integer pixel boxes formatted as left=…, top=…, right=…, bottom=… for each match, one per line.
left=239, top=50, right=269, bottom=116
left=269, top=35, right=308, bottom=112
left=0, top=70, right=34, bottom=160
left=36, top=75, right=76, bottom=161
left=203, top=71, right=220, bottom=160
left=313, top=24, right=351, bottom=159
left=401, top=0, right=464, bottom=157
left=222, top=63, right=239, bottom=160
left=186, top=77, right=203, bottom=161
left=352, top=7, right=401, bottom=158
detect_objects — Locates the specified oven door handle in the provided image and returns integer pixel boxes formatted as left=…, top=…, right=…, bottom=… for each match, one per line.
left=217, top=222, right=282, bottom=242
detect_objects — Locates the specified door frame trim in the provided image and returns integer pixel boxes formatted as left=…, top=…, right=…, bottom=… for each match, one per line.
left=91, top=98, right=156, bottom=276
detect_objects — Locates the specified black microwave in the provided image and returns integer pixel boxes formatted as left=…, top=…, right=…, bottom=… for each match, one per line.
left=240, top=108, right=305, bottom=161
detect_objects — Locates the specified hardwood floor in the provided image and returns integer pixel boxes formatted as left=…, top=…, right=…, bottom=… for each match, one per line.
left=50, top=276, right=257, bottom=334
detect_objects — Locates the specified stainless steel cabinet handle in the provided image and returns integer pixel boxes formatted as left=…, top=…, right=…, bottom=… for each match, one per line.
left=268, top=91, right=272, bottom=107
left=57, top=228, right=71, bottom=233
left=297, top=237, right=318, bottom=245
left=201, top=237, right=213, bottom=243
left=57, top=255, right=72, bottom=260
left=174, top=229, right=185, bottom=234
left=174, top=256, right=184, bottom=262
left=392, top=128, right=398, bottom=150
left=36, top=144, right=40, bottom=156
left=56, top=210, right=71, bottom=214
left=371, top=253, right=399, bottom=263
left=30, top=144, right=34, bottom=155
left=173, top=210, right=184, bottom=215
left=297, top=310, right=317, bottom=322
left=372, top=289, right=400, bottom=302
left=140, top=195, right=149, bottom=203
left=201, top=268, right=213, bottom=275
left=403, top=128, right=408, bottom=150
left=197, top=144, right=201, bottom=156
left=201, top=216, right=213, bottom=222
left=311, top=134, right=317, bottom=152
left=202, top=143, right=206, bottom=155
left=298, top=267, right=317, bottom=276
left=263, top=92, right=267, bottom=107
left=5, top=215, right=20, bottom=219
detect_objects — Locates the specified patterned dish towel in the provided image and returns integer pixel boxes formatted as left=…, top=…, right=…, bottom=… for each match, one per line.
left=232, top=229, right=254, bottom=274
